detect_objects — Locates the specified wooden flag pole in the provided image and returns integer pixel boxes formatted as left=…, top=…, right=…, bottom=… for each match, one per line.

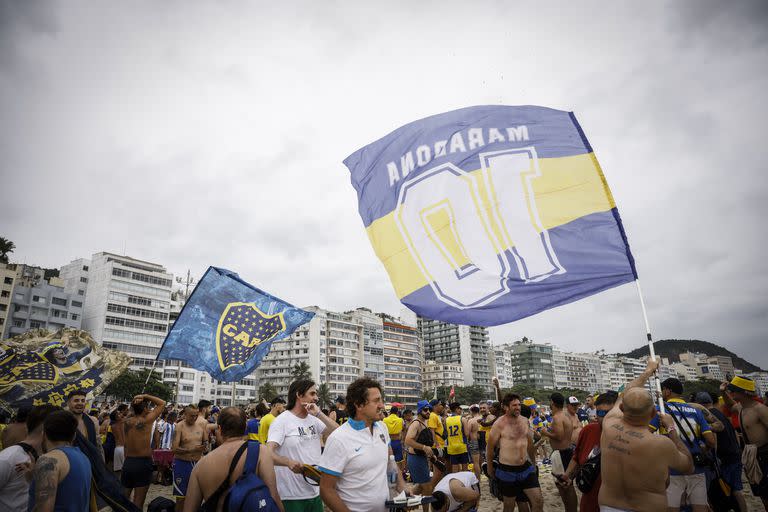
left=635, top=279, right=665, bottom=414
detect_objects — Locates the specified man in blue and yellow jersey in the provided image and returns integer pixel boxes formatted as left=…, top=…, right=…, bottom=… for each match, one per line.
left=429, top=399, right=449, bottom=486
left=257, top=397, right=285, bottom=444
left=383, top=405, right=406, bottom=470
left=446, top=402, right=469, bottom=472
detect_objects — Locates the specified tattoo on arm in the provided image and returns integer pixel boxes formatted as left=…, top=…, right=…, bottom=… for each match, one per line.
left=31, top=455, right=58, bottom=511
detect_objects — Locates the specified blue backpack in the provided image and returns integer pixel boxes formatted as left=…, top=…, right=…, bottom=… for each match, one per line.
left=225, top=441, right=280, bottom=512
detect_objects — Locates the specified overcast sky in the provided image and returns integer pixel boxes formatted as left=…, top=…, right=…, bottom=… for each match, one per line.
left=2, top=1, right=766, bottom=369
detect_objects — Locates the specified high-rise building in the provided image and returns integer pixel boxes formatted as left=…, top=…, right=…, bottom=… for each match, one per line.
left=552, top=349, right=602, bottom=392
left=381, top=315, right=422, bottom=406
left=418, top=317, right=491, bottom=392
left=707, top=356, right=735, bottom=379
left=0, top=264, right=18, bottom=336
left=422, top=360, right=464, bottom=392
left=81, top=252, right=173, bottom=369
left=2, top=265, right=83, bottom=339
left=490, top=347, right=515, bottom=388
left=357, top=308, right=385, bottom=383
left=59, top=259, right=90, bottom=299
left=507, top=338, right=554, bottom=389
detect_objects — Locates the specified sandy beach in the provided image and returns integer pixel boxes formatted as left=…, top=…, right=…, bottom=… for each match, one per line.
left=140, top=466, right=765, bottom=511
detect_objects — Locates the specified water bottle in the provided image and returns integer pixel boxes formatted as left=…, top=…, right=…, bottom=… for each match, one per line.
left=387, top=455, right=398, bottom=496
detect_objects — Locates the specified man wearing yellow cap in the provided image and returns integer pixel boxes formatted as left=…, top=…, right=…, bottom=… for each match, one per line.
left=722, top=376, right=768, bottom=509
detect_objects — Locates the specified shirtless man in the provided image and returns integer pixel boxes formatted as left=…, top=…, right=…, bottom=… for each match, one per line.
left=566, top=397, right=583, bottom=445
left=183, top=407, right=282, bottom=512
left=539, top=392, right=575, bottom=512
left=477, top=402, right=498, bottom=465
left=122, top=393, right=166, bottom=509
left=65, top=390, right=103, bottom=457
left=173, top=405, right=207, bottom=511
left=722, top=376, right=768, bottom=509
left=487, top=393, right=543, bottom=512
left=600, top=358, right=694, bottom=512
left=112, top=406, right=127, bottom=477
left=466, top=405, right=481, bottom=479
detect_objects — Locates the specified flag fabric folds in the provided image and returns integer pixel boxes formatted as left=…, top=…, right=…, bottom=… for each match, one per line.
left=157, top=267, right=314, bottom=382
left=343, top=105, right=637, bottom=326
left=0, top=329, right=131, bottom=409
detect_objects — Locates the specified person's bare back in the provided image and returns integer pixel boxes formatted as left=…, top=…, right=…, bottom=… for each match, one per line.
left=548, top=410, right=573, bottom=451
left=568, top=411, right=582, bottom=445
left=600, top=388, right=693, bottom=512
left=741, top=401, right=768, bottom=448
left=124, top=395, right=165, bottom=458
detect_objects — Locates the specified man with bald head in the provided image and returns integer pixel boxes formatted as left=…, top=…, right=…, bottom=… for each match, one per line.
left=599, top=358, right=693, bottom=512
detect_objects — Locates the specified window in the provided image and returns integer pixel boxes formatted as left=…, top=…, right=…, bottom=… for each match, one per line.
left=0, top=290, right=8, bottom=298
left=30, top=320, right=43, bottom=329
left=82, top=265, right=89, bottom=271
left=182, top=385, right=194, bottom=392
left=78, top=290, right=84, bottom=296
left=80, top=277, right=88, bottom=283
left=3, top=277, right=12, bottom=285
left=52, top=297, right=67, bottom=306
left=71, top=313, right=79, bottom=320
left=71, top=301, right=82, bottom=308
left=13, top=320, right=24, bottom=327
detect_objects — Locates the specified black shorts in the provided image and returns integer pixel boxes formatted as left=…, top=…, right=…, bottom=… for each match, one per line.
left=121, top=456, right=154, bottom=488
left=495, top=461, right=539, bottom=497
left=555, top=447, right=574, bottom=470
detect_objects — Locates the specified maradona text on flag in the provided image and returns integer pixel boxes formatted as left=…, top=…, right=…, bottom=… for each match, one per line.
left=343, top=105, right=637, bottom=326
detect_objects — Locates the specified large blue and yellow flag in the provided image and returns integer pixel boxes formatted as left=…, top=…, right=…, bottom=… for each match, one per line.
left=344, top=105, right=637, bottom=326
left=157, top=267, right=314, bottom=382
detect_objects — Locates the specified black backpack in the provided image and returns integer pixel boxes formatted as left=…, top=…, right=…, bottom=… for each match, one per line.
left=147, top=497, right=175, bottom=512
left=574, top=449, right=601, bottom=493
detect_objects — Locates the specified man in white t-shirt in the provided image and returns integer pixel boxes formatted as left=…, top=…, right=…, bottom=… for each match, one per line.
left=431, top=471, right=480, bottom=512
left=268, top=379, right=339, bottom=512
left=318, top=377, right=410, bottom=512
left=0, top=405, right=58, bottom=511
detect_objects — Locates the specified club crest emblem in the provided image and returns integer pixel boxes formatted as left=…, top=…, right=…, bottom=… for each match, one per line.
left=216, top=302, right=286, bottom=371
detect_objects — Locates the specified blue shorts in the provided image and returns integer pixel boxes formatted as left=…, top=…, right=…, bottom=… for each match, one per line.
left=407, top=453, right=431, bottom=484
left=391, top=440, right=404, bottom=462
left=449, top=452, right=469, bottom=465
left=720, top=462, right=743, bottom=492
left=173, top=458, right=197, bottom=497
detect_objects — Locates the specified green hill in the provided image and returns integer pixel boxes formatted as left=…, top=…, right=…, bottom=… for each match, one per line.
left=620, top=339, right=763, bottom=374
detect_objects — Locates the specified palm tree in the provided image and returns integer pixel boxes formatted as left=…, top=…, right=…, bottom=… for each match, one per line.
left=0, top=237, right=15, bottom=264
left=290, top=361, right=312, bottom=381
left=258, top=382, right=278, bottom=402
left=317, top=383, right=332, bottom=409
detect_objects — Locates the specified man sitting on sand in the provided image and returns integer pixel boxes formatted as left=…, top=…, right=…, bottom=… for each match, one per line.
left=599, top=358, right=694, bottom=512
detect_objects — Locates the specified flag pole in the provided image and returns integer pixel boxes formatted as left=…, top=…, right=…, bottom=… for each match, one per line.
left=635, top=279, right=664, bottom=414
left=142, top=359, right=159, bottom=393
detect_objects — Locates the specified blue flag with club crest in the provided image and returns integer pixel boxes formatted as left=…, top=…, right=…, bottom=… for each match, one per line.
left=157, top=267, right=314, bottom=382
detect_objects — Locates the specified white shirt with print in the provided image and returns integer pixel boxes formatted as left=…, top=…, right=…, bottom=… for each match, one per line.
left=267, top=411, right=326, bottom=500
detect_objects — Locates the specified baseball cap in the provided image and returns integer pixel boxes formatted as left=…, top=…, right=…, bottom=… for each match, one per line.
left=417, top=400, right=432, bottom=413
left=727, top=376, right=756, bottom=393
left=429, top=399, right=444, bottom=408
left=568, top=396, right=580, bottom=405
left=335, top=395, right=346, bottom=404
left=694, top=392, right=714, bottom=405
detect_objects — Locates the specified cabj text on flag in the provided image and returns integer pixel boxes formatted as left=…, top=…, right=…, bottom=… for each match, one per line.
left=343, top=105, right=637, bottom=326
left=156, top=267, right=314, bottom=382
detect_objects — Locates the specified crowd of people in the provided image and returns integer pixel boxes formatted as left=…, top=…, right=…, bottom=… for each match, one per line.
left=1, top=361, right=768, bottom=512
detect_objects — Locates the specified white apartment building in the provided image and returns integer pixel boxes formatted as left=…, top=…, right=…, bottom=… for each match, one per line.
left=490, top=347, right=515, bottom=388
left=382, top=316, right=422, bottom=407
left=60, top=258, right=90, bottom=299
left=419, top=317, right=491, bottom=392
left=552, top=350, right=602, bottom=392
left=708, top=356, right=736, bottom=379
left=697, top=363, right=724, bottom=381
left=745, top=372, right=768, bottom=396
left=80, top=252, right=173, bottom=369
left=670, top=362, right=699, bottom=381
left=599, top=358, right=627, bottom=391
left=422, top=360, right=464, bottom=392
